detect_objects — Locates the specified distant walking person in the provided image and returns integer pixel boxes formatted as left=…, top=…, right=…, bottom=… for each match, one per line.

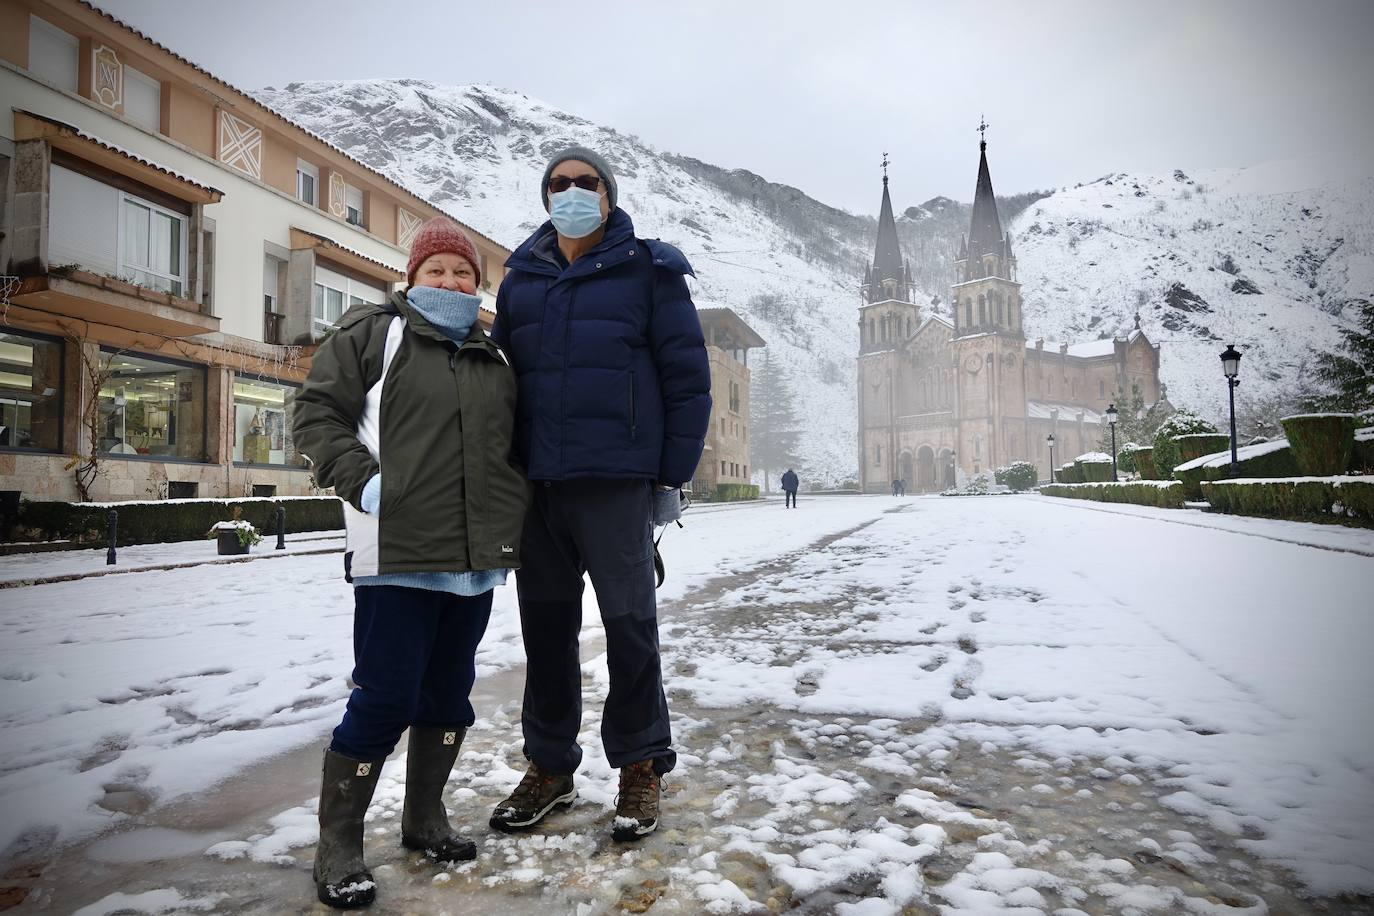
left=781, top=468, right=799, bottom=508
left=294, top=218, right=528, bottom=909
left=891, top=478, right=900, bottom=497
left=490, top=146, right=712, bottom=842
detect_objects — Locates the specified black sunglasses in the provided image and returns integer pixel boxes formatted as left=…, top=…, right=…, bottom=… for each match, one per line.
left=547, top=175, right=604, bottom=193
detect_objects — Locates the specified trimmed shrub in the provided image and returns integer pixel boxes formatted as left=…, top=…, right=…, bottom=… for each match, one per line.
left=713, top=483, right=760, bottom=502
left=1075, top=453, right=1115, bottom=483
left=995, top=461, right=1038, bottom=492
left=1280, top=414, right=1356, bottom=476
left=1175, top=441, right=1300, bottom=499
left=1153, top=412, right=1218, bottom=478
left=1203, top=478, right=1374, bottom=525
left=1040, top=481, right=1186, bottom=509
left=14, top=497, right=343, bottom=546
left=1118, top=442, right=1141, bottom=474
left=1175, top=433, right=1232, bottom=464
left=1353, top=429, right=1374, bottom=473
left=1134, top=446, right=1157, bottom=480
left=1057, top=462, right=1082, bottom=484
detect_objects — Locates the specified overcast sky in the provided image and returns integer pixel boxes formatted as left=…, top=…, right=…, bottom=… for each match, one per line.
left=101, top=0, right=1374, bottom=216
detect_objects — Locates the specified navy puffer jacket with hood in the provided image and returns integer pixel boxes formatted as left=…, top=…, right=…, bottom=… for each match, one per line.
left=491, top=208, right=712, bottom=486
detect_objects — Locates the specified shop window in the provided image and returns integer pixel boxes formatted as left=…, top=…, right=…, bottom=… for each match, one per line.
left=97, top=351, right=206, bottom=460
left=233, top=375, right=304, bottom=467
left=0, top=331, right=64, bottom=452
left=252, top=484, right=277, bottom=498
left=296, top=159, right=318, bottom=206
left=28, top=16, right=78, bottom=92
left=168, top=481, right=198, bottom=499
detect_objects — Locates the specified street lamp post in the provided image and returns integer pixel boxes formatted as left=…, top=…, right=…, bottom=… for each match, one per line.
left=1220, top=344, right=1242, bottom=478
left=1046, top=433, right=1056, bottom=484
left=1106, top=403, right=1119, bottom=481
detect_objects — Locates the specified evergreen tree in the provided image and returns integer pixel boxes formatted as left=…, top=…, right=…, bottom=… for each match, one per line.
left=1306, top=299, right=1374, bottom=413
left=1098, top=380, right=1167, bottom=454
left=749, top=350, right=802, bottom=493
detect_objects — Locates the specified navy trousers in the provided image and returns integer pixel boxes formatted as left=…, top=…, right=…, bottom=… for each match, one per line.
left=784, top=489, right=797, bottom=507
left=331, top=585, right=493, bottom=761
left=515, top=479, right=675, bottom=776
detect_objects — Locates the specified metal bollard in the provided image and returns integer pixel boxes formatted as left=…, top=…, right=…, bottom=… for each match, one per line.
left=275, top=504, right=286, bottom=550
left=106, top=509, right=118, bottom=565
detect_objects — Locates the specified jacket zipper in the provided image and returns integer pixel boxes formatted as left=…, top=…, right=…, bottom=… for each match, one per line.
left=629, top=370, right=637, bottom=440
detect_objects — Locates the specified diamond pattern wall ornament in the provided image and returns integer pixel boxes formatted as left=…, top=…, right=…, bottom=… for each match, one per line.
left=397, top=208, right=422, bottom=249
left=328, top=172, right=346, bottom=218
left=93, top=45, right=122, bottom=109
left=218, top=109, right=263, bottom=180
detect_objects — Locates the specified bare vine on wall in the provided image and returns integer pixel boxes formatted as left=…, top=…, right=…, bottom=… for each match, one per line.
left=62, top=332, right=139, bottom=503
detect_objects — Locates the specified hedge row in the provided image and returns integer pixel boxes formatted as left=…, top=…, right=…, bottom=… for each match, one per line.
left=1174, top=442, right=1300, bottom=500
left=1356, top=435, right=1374, bottom=474
left=14, top=497, right=344, bottom=546
left=1202, top=478, right=1374, bottom=524
left=711, top=483, right=760, bottom=502
left=1039, top=481, right=1186, bottom=509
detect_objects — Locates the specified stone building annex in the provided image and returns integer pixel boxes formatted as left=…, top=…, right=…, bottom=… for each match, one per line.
left=856, top=135, right=1164, bottom=492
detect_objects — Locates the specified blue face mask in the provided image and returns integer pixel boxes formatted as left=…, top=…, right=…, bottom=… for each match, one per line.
left=548, top=186, right=605, bottom=239
left=406, top=285, right=482, bottom=342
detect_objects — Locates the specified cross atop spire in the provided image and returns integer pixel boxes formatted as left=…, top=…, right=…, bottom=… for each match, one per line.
left=977, top=115, right=989, bottom=152
left=881, top=151, right=889, bottom=186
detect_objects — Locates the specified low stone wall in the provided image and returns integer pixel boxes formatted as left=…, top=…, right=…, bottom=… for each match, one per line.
left=0, top=452, right=315, bottom=502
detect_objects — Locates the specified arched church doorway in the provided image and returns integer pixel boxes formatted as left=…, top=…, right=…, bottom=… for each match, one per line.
left=939, top=448, right=955, bottom=488
left=917, top=446, right=936, bottom=491
left=899, top=451, right=914, bottom=492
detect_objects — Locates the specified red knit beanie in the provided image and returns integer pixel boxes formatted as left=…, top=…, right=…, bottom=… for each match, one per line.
left=406, top=218, right=481, bottom=287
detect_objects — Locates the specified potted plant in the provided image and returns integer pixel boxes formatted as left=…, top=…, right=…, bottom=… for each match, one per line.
left=208, top=507, right=262, bottom=555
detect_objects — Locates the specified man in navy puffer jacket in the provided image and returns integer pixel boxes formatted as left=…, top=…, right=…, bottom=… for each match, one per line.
left=489, top=147, right=711, bottom=842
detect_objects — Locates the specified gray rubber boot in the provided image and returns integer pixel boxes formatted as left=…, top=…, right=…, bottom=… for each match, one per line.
left=400, top=726, right=476, bottom=862
left=313, top=748, right=384, bottom=909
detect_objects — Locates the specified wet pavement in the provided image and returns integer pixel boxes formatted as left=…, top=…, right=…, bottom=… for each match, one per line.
left=6, top=507, right=1372, bottom=915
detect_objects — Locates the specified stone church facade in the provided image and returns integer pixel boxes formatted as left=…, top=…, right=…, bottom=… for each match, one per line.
left=857, top=139, right=1163, bottom=492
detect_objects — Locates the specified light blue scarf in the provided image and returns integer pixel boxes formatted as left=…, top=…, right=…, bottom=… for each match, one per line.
left=406, top=286, right=481, bottom=341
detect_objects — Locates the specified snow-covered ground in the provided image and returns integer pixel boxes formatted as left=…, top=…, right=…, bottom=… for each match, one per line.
left=3, top=495, right=1372, bottom=913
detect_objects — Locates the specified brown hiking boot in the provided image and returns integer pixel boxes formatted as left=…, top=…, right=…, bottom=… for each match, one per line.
left=612, top=760, right=660, bottom=842
left=488, top=761, right=576, bottom=833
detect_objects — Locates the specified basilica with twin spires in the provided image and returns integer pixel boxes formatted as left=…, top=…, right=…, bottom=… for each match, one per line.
left=856, top=135, right=1164, bottom=492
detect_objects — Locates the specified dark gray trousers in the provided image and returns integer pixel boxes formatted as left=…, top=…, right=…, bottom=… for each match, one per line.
left=514, top=479, right=675, bottom=775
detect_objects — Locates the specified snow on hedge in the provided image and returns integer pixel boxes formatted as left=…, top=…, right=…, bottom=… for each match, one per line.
left=1174, top=437, right=1289, bottom=473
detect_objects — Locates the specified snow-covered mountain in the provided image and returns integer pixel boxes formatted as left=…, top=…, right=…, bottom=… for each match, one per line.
left=255, top=79, right=1371, bottom=481
left=255, top=80, right=873, bottom=486
left=1009, top=166, right=1373, bottom=419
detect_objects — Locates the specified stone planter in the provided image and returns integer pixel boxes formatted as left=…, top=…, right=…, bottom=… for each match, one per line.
left=216, top=529, right=250, bottom=555
left=1280, top=414, right=1356, bottom=477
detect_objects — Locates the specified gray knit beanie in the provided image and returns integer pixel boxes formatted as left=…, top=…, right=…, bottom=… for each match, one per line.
left=541, top=146, right=618, bottom=212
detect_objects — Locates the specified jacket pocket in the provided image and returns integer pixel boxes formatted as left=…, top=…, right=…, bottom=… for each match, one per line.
left=629, top=370, right=638, bottom=440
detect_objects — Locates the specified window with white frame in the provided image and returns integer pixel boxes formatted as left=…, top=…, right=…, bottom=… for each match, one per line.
left=28, top=16, right=78, bottom=92
left=345, top=185, right=364, bottom=227
left=120, top=195, right=187, bottom=296
left=296, top=159, right=318, bottom=206
left=49, top=164, right=188, bottom=297
left=122, top=64, right=161, bottom=132
left=313, top=264, right=385, bottom=337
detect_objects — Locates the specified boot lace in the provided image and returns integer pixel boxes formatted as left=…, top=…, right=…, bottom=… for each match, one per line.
left=508, top=763, right=556, bottom=809
left=616, top=761, right=658, bottom=816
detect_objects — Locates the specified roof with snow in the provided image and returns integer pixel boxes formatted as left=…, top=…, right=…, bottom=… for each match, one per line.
left=1027, top=400, right=1104, bottom=424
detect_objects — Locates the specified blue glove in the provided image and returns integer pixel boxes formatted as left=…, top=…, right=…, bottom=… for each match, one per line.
left=360, top=474, right=381, bottom=515
left=652, top=486, right=683, bottom=526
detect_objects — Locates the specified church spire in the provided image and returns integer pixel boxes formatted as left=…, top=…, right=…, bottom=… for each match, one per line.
left=870, top=151, right=905, bottom=289
left=966, top=119, right=1005, bottom=264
